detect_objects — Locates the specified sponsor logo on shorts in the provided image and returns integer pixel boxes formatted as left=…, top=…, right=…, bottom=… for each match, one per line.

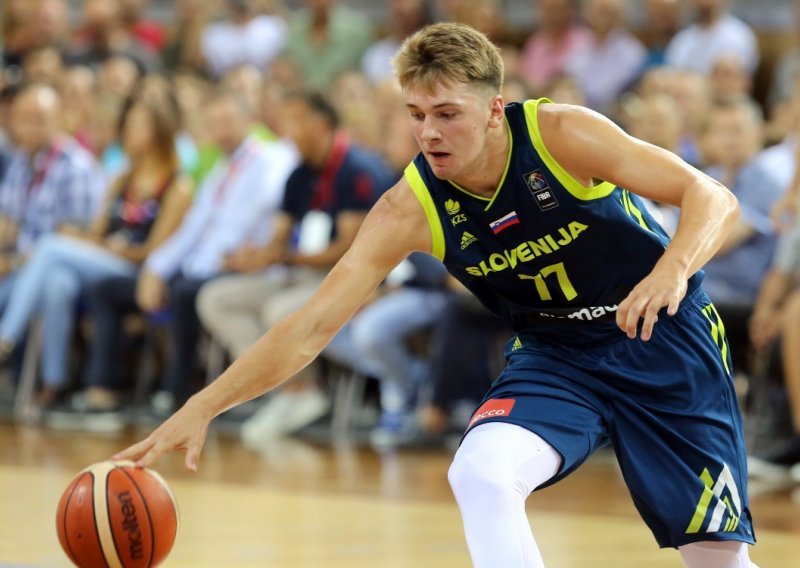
left=469, top=398, right=516, bottom=428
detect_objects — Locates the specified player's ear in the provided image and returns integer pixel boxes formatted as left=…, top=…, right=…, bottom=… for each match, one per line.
left=488, top=94, right=505, bottom=128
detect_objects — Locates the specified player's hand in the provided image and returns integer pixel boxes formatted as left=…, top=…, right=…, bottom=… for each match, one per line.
left=616, top=264, right=687, bottom=342
left=113, top=397, right=212, bottom=472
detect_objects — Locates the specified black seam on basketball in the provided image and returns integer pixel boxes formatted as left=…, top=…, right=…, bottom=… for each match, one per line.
left=120, top=467, right=156, bottom=567
left=61, top=473, right=84, bottom=565
left=94, top=472, right=111, bottom=568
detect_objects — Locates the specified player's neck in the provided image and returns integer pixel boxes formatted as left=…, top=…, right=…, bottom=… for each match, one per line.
left=450, top=124, right=510, bottom=197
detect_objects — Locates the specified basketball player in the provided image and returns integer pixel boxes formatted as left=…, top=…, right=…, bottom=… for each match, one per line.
left=117, top=23, right=757, bottom=567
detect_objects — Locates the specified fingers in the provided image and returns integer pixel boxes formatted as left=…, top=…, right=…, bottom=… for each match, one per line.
left=113, top=438, right=155, bottom=463
left=185, top=445, right=201, bottom=473
left=617, top=289, right=682, bottom=341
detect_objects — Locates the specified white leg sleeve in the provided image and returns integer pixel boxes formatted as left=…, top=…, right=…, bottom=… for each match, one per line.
left=679, top=541, right=758, bottom=568
left=448, top=422, right=563, bottom=568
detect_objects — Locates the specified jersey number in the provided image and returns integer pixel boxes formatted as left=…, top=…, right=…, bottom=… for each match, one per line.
left=518, top=262, right=577, bottom=301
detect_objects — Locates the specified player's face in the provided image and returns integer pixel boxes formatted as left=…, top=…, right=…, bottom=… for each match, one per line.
left=405, top=81, right=499, bottom=181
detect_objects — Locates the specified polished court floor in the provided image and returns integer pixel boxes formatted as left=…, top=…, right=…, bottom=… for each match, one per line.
left=1, top=423, right=798, bottom=567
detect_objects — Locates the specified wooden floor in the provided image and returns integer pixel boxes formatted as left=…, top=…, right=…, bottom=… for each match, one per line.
left=1, top=422, right=798, bottom=567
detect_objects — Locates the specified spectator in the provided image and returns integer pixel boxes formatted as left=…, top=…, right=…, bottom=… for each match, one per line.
left=669, top=69, right=711, bottom=166
left=200, top=0, right=287, bottom=79
left=518, top=0, right=589, bottom=96
left=0, top=84, right=102, bottom=310
left=283, top=0, right=375, bottom=91
left=697, top=99, right=785, bottom=377
left=541, top=73, right=586, bottom=106
left=22, top=46, right=64, bottom=87
left=665, top=0, right=758, bottom=76
left=81, top=89, right=297, bottom=418
left=565, top=0, right=646, bottom=114
left=361, top=0, right=430, bottom=85
left=709, top=53, right=751, bottom=104
left=196, top=91, right=393, bottom=440
left=58, top=66, right=96, bottom=153
left=2, top=0, right=40, bottom=68
left=162, top=0, right=213, bottom=73
left=119, top=0, right=167, bottom=54
left=639, top=0, right=682, bottom=69
left=0, top=96, right=191, bottom=421
left=455, top=0, right=507, bottom=45
left=325, top=253, right=450, bottom=447
left=748, top=219, right=800, bottom=480
left=768, top=1, right=800, bottom=110
left=329, top=71, right=380, bottom=150
left=65, top=0, right=161, bottom=73
left=96, top=53, right=143, bottom=100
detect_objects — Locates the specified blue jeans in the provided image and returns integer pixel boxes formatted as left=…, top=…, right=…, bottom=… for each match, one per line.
left=326, top=287, right=449, bottom=414
left=0, top=234, right=136, bottom=386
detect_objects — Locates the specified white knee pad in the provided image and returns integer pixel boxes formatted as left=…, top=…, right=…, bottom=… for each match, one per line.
left=679, top=540, right=758, bottom=568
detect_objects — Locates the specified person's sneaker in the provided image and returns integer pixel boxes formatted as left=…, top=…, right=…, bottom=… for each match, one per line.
left=241, top=389, right=330, bottom=445
left=370, top=411, right=417, bottom=450
left=748, top=437, right=800, bottom=482
left=46, top=391, right=126, bottom=433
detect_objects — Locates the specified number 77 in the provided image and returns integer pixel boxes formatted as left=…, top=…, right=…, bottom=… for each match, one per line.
left=518, top=262, right=578, bottom=301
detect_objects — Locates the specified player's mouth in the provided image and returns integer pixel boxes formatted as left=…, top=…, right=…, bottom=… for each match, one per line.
left=428, top=151, right=451, bottom=162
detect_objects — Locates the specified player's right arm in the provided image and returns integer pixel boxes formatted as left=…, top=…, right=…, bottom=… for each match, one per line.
left=114, top=178, right=431, bottom=470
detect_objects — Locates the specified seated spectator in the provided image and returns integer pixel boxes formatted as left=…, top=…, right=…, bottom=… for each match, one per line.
left=200, top=0, right=287, bottom=79
left=709, top=53, right=751, bottom=104
left=0, top=84, right=103, bottom=312
left=669, top=69, right=711, bottom=166
left=455, top=0, right=507, bottom=45
left=65, top=0, right=161, bottom=73
left=747, top=219, right=800, bottom=480
left=57, top=66, right=96, bottom=153
left=665, top=0, right=758, bottom=77
left=700, top=98, right=784, bottom=306
left=119, top=0, right=167, bottom=54
left=565, top=0, right=646, bottom=114
left=21, top=46, right=64, bottom=86
left=324, top=253, right=450, bottom=448
left=541, top=73, right=586, bottom=107
left=0, top=96, right=191, bottom=420
left=768, top=0, right=800, bottom=110
left=196, top=91, right=394, bottom=440
left=77, top=89, right=297, bottom=420
left=638, top=0, right=681, bottom=69
left=362, top=0, right=430, bottom=85
left=518, top=0, right=589, bottom=96
left=162, top=0, right=213, bottom=73
left=283, top=0, right=375, bottom=91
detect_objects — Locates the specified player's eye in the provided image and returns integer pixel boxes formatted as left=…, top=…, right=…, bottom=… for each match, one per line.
left=439, top=112, right=456, bottom=120
left=410, top=112, right=424, bottom=121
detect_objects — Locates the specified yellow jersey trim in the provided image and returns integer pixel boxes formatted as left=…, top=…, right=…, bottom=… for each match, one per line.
left=448, top=118, right=514, bottom=212
left=523, top=98, right=616, bottom=201
left=404, top=162, right=446, bottom=261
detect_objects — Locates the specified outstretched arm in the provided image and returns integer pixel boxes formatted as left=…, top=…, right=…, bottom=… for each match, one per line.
left=115, top=179, right=431, bottom=470
left=539, top=103, right=740, bottom=341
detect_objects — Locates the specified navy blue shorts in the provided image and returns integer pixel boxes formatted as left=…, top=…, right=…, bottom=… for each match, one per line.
left=465, top=287, right=755, bottom=548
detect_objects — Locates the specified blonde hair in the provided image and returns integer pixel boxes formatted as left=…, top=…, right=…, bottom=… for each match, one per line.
left=392, top=23, right=504, bottom=97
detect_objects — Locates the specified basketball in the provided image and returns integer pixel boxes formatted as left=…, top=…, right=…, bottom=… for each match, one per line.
left=55, top=461, right=179, bottom=568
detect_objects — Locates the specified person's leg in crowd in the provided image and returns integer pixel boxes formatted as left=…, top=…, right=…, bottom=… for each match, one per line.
left=160, top=274, right=208, bottom=407
left=82, top=275, right=140, bottom=405
left=196, top=271, right=290, bottom=359
left=350, top=288, right=449, bottom=444
left=422, top=297, right=500, bottom=435
left=241, top=269, right=328, bottom=442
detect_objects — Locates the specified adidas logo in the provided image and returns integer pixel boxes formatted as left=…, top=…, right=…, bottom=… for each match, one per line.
left=460, top=231, right=477, bottom=250
left=512, top=337, right=523, bottom=351
left=445, top=199, right=461, bottom=215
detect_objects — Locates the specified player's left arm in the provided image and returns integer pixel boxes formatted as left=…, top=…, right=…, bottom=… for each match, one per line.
left=538, top=103, right=740, bottom=341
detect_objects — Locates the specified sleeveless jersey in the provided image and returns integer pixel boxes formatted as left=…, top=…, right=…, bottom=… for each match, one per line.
left=405, top=98, right=703, bottom=347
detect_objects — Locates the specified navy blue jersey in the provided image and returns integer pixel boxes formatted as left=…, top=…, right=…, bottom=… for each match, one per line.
left=405, top=98, right=703, bottom=346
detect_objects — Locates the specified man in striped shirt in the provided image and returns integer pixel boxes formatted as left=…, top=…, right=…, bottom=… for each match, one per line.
left=0, top=83, right=103, bottom=317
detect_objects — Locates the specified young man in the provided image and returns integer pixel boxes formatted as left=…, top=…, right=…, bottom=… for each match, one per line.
left=117, top=23, right=756, bottom=567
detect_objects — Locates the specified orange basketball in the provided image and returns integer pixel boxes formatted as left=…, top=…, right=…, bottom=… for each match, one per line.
left=56, top=461, right=179, bottom=568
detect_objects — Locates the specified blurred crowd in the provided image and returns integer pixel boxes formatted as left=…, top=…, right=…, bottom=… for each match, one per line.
left=2, top=0, right=800, bottom=480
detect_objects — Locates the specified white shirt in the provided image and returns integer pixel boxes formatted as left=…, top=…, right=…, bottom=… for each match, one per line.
left=361, top=38, right=401, bottom=84
left=201, top=15, right=287, bottom=78
left=665, top=14, right=759, bottom=75
left=145, top=137, right=298, bottom=280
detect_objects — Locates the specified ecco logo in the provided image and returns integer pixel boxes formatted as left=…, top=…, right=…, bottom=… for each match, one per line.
left=468, top=398, right=516, bottom=427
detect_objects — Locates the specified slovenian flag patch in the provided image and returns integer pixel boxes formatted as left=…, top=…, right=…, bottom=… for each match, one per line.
left=489, top=211, right=520, bottom=234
